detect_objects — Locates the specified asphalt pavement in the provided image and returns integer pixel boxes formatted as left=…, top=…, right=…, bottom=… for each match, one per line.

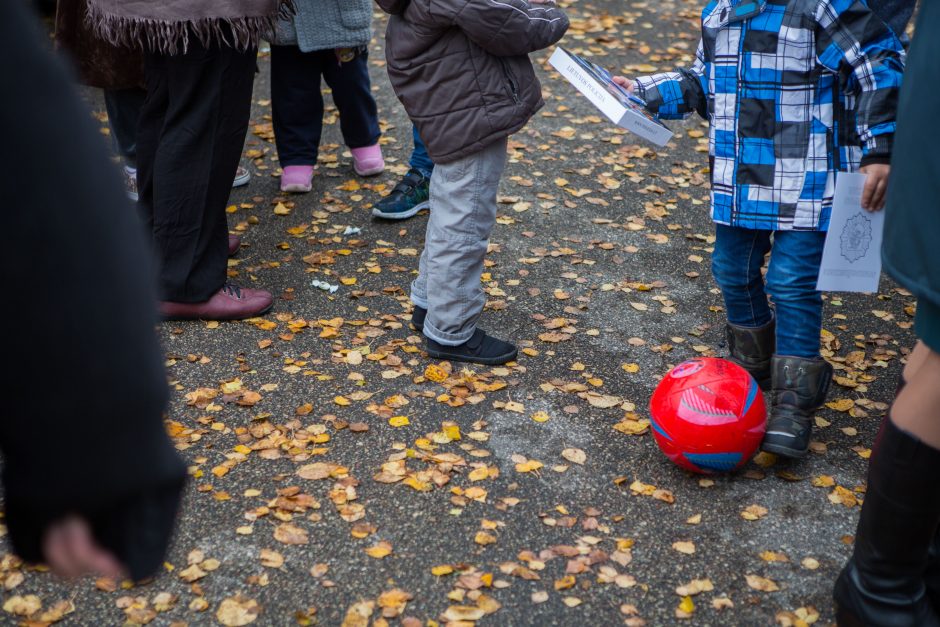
left=0, top=1, right=917, bottom=625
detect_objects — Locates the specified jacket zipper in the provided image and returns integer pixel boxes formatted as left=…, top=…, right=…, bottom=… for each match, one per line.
left=499, top=58, right=521, bottom=104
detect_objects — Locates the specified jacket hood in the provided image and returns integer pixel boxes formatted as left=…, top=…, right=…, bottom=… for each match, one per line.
left=375, top=0, right=409, bottom=15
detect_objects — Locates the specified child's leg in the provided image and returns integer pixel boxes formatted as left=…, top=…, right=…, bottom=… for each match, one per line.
left=712, top=225, right=776, bottom=385
left=321, top=50, right=380, bottom=150
left=420, top=138, right=508, bottom=346
left=410, top=125, right=434, bottom=178
left=762, top=229, right=830, bottom=458
left=765, top=230, right=827, bottom=358
left=270, top=45, right=324, bottom=167
left=711, top=225, right=773, bottom=327
left=410, top=246, right=429, bottom=312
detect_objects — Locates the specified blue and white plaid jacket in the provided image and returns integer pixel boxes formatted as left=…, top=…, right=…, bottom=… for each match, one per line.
left=635, top=0, right=904, bottom=231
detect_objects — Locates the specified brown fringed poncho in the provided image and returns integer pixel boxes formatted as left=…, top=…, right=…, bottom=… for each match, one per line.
left=85, top=0, right=293, bottom=55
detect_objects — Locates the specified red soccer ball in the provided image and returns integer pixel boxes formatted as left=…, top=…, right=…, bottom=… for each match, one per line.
left=649, top=358, right=766, bottom=474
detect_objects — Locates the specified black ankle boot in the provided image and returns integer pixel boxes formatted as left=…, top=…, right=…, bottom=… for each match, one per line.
left=762, top=355, right=833, bottom=458
left=726, top=316, right=775, bottom=390
left=833, top=418, right=940, bottom=626
left=412, top=305, right=427, bottom=333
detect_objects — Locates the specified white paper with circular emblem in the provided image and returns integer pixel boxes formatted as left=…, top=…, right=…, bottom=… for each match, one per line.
left=816, top=172, right=885, bottom=293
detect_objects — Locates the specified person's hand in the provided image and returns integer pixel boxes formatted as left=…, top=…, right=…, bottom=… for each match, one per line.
left=42, top=516, right=125, bottom=579
left=859, top=163, right=890, bottom=212
left=612, top=76, right=636, bottom=94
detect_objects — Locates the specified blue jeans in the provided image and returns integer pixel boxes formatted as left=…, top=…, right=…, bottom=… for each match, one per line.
left=711, top=224, right=827, bottom=359
left=409, top=125, right=434, bottom=177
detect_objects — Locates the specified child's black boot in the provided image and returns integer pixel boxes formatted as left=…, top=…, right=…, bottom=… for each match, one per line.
left=761, top=355, right=832, bottom=458
left=726, top=316, right=775, bottom=390
left=411, top=306, right=427, bottom=333
left=425, top=328, right=517, bottom=366
left=833, top=418, right=940, bottom=626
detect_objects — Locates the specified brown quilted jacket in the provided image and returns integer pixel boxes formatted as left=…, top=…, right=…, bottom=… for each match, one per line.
left=375, top=0, right=568, bottom=164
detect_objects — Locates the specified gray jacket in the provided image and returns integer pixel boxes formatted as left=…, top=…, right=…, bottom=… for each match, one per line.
left=274, top=0, right=373, bottom=52
left=375, top=0, right=568, bottom=164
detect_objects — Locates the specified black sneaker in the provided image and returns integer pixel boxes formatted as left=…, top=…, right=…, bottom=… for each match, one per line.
left=425, top=328, right=517, bottom=366
left=412, top=305, right=427, bottom=333
left=372, top=168, right=430, bottom=220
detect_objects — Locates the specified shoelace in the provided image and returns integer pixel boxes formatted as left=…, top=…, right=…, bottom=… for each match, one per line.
left=221, top=282, right=243, bottom=299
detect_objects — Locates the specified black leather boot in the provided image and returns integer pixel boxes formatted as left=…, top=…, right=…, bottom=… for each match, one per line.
left=834, top=418, right=940, bottom=626
left=726, top=316, right=775, bottom=390
left=762, top=355, right=833, bottom=458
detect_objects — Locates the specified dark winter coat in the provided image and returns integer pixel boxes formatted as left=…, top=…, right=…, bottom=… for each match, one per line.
left=374, top=0, right=568, bottom=164
left=3, top=0, right=186, bottom=581
left=54, top=0, right=143, bottom=89
left=882, top=0, right=940, bottom=309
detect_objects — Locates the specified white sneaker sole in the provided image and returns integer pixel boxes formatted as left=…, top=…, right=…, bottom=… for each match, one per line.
left=281, top=183, right=312, bottom=193
left=355, top=163, right=385, bottom=177
left=372, top=200, right=429, bottom=220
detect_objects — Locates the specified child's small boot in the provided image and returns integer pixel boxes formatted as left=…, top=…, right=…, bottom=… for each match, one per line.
left=725, top=316, right=775, bottom=390
left=425, top=328, right=517, bottom=366
left=762, top=355, right=833, bottom=458
left=411, top=305, right=427, bottom=333
left=833, top=418, right=940, bottom=626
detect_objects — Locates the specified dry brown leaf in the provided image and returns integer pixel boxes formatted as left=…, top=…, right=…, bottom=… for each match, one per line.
left=745, top=574, right=780, bottom=592
left=274, top=523, right=309, bottom=545
left=561, top=448, right=586, bottom=465
left=216, top=595, right=260, bottom=626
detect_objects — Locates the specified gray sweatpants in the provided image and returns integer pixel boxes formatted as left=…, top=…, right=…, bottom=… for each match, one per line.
left=410, top=137, right=508, bottom=346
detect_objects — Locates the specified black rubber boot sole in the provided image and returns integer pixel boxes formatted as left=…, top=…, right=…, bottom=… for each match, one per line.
left=762, top=437, right=809, bottom=459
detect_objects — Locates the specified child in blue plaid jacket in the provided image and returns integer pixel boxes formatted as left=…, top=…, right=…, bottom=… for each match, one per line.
left=615, top=0, right=904, bottom=458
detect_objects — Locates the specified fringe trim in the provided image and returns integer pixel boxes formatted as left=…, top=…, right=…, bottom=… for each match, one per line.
left=85, top=1, right=295, bottom=55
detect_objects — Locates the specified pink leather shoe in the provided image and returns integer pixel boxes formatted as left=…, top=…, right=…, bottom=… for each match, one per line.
left=280, top=165, right=314, bottom=193
left=159, top=283, right=273, bottom=321
left=351, top=144, right=385, bottom=177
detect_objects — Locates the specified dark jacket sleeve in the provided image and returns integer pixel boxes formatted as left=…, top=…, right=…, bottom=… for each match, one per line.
left=0, top=1, right=186, bottom=581
left=446, top=0, right=569, bottom=57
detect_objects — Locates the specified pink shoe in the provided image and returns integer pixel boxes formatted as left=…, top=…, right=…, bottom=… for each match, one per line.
left=351, top=144, right=385, bottom=177
left=280, top=165, right=314, bottom=193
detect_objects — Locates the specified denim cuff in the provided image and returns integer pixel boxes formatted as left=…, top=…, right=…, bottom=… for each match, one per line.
left=423, top=317, right=475, bottom=347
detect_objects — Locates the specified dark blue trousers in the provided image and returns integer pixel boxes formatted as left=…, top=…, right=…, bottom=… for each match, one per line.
left=271, top=46, right=380, bottom=167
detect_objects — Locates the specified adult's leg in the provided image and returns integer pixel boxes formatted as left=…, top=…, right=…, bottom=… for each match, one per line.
left=148, top=41, right=257, bottom=303
left=894, top=301, right=940, bottom=447
left=136, top=55, right=168, bottom=236
left=321, top=49, right=380, bottom=150
left=270, top=45, right=323, bottom=167
left=834, top=325, right=940, bottom=624
left=421, top=138, right=508, bottom=346
left=410, top=125, right=434, bottom=178
left=103, top=87, right=147, bottom=168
